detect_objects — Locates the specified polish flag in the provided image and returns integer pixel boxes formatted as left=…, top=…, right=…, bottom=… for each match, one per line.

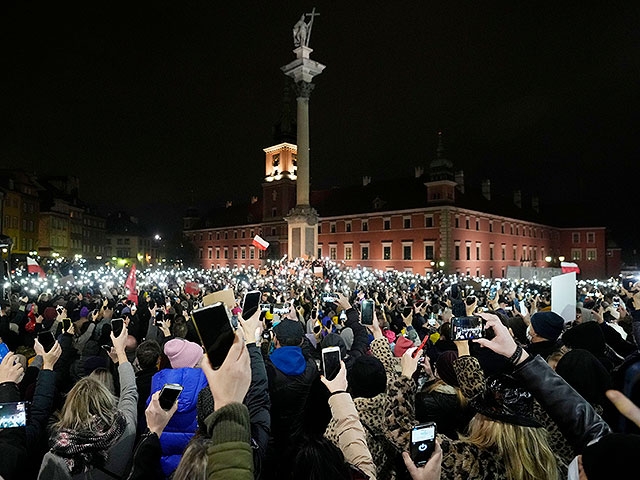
left=561, top=262, right=580, bottom=274
left=27, top=257, right=45, bottom=278
left=252, top=235, right=269, bottom=251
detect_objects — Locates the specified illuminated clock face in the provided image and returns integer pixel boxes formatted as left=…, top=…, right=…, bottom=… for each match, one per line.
left=272, top=154, right=280, bottom=168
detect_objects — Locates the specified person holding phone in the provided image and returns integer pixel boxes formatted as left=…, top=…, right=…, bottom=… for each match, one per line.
left=38, top=324, right=138, bottom=480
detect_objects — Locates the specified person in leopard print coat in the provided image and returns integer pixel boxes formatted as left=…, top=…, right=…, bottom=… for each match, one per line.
left=325, top=314, right=403, bottom=479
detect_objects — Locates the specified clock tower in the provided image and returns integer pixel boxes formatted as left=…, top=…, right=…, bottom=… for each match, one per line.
left=262, top=142, right=297, bottom=221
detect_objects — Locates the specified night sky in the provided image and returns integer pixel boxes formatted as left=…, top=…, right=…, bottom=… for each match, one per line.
left=1, top=2, right=638, bottom=257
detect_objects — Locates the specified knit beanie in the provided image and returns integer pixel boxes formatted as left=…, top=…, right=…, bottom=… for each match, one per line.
left=530, top=311, right=564, bottom=341
left=340, top=327, right=354, bottom=350
left=394, top=336, right=414, bottom=357
left=43, top=307, right=57, bottom=322
left=164, top=338, right=204, bottom=369
left=321, top=333, right=347, bottom=359
left=348, top=355, right=387, bottom=399
left=80, top=306, right=89, bottom=318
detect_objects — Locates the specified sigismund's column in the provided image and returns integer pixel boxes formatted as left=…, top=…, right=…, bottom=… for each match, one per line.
left=282, top=10, right=325, bottom=259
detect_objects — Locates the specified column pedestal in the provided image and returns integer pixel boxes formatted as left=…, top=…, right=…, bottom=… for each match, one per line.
left=286, top=205, right=318, bottom=259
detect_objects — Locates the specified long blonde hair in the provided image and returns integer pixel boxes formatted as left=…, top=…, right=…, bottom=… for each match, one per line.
left=173, top=435, right=209, bottom=480
left=460, top=414, right=558, bottom=480
left=55, top=376, right=117, bottom=431
left=424, top=379, right=468, bottom=409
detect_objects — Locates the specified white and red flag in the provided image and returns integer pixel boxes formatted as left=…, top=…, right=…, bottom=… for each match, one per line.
left=252, top=235, right=269, bottom=251
left=27, top=257, right=45, bottom=278
left=561, top=262, right=580, bottom=274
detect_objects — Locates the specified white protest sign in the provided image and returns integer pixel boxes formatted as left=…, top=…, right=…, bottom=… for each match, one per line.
left=551, top=272, right=576, bottom=323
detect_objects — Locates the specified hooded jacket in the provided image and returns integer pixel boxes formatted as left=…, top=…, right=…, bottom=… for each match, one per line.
left=148, top=367, right=208, bottom=477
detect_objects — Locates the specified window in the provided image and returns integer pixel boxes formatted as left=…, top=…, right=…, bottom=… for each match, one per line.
left=345, top=245, right=353, bottom=260
left=513, top=245, right=517, bottom=261
left=250, top=230, right=255, bottom=238
left=403, top=244, right=412, bottom=260
left=587, top=232, right=595, bottom=243
left=345, top=221, right=352, bottom=233
left=455, top=243, right=460, bottom=260
left=571, top=249, right=581, bottom=261
left=424, top=243, right=434, bottom=260
left=361, top=245, right=369, bottom=260
left=241, top=247, right=246, bottom=259
left=233, top=247, right=238, bottom=259
left=572, top=232, right=580, bottom=244
left=489, top=221, right=493, bottom=232
left=207, top=247, right=212, bottom=259
left=318, top=246, right=322, bottom=258
left=476, top=244, right=481, bottom=260
left=489, top=268, right=494, bottom=278
left=224, top=247, right=229, bottom=259
left=361, top=219, right=368, bottom=231
left=272, top=207, right=277, bottom=217
left=510, top=225, right=514, bottom=235
left=383, top=245, right=392, bottom=260
left=234, top=231, right=238, bottom=239
left=465, top=218, right=470, bottom=229
left=330, top=245, right=337, bottom=260
left=489, top=244, right=494, bottom=260
left=516, top=226, right=520, bottom=236
left=216, top=247, right=220, bottom=259
left=476, top=220, right=480, bottom=231
left=501, top=223, right=505, bottom=234
left=476, top=269, right=480, bottom=277
left=586, top=249, right=597, bottom=261
left=383, top=218, right=391, bottom=230
left=403, top=216, right=411, bottom=229
left=425, top=215, right=434, bottom=227
left=208, top=233, right=212, bottom=241
left=216, top=232, right=220, bottom=240
left=330, top=222, right=336, bottom=233
left=241, top=230, right=246, bottom=238
left=250, top=247, right=255, bottom=259
left=271, top=227, right=276, bottom=236
left=318, top=224, right=322, bottom=234
left=466, top=245, right=471, bottom=260
left=198, top=248, right=203, bottom=259
left=117, top=238, right=123, bottom=245
left=455, top=216, right=460, bottom=228
left=224, top=232, right=228, bottom=239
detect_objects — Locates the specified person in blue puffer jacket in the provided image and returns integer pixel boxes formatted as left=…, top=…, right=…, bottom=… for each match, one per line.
left=147, top=338, right=208, bottom=478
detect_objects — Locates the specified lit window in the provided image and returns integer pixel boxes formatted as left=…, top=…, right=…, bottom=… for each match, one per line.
left=345, top=245, right=352, bottom=260
left=361, top=245, right=369, bottom=260
left=571, top=249, right=581, bottom=261
left=586, top=249, right=596, bottom=261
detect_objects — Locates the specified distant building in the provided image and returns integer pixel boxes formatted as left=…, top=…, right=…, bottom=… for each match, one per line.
left=184, top=132, right=620, bottom=278
left=105, top=212, right=164, bottom=266
left=0, top=171, right=40, bottom=255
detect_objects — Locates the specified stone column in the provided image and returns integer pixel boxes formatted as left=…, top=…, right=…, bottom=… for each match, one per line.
left=281, top=46, right=325, bottom=259
left=295, top=82, right=314, bottom=206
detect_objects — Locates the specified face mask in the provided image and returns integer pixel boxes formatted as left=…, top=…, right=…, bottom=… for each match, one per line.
left=526, top=326, right=533, bottom=342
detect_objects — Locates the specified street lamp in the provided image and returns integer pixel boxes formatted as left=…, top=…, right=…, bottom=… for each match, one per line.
left=545, top=256, right=552, bottom=263
left=558, top=256, right=565, bottom=262
left=154, top=234, right=162, bottom=241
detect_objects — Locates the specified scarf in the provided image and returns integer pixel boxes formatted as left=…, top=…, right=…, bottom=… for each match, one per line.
left=50, top=411, right=127, bottom=475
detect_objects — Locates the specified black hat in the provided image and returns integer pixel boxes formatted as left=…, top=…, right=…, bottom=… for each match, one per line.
left=273, top=319, right=304, bottom=346
left=582, top=433, right=640, bottom=479
left=473, top=374, right=541, bottom=428
left=348, top=355, right=386, bottom=399
left=530, top=311, right=564, bottom=341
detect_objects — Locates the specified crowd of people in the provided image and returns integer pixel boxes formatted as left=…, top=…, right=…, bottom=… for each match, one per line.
left=1, top=257, right=640, bottom=480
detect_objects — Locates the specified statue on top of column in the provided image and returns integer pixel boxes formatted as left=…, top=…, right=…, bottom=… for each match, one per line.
left=293, top=8, right=320, bottom=48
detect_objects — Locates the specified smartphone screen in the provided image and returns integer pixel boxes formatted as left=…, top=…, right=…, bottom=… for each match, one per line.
left=0, top=343, right=10, bottom=363
left=0, top=401, right=27, bottom=428
left=260, top=303, right=271, bottom=312
left=451, top=316, right=485, bottom=341
left=410, top=423, right=436, bottom=466
left=38, top=331, right=56, bottom=353
left=62, top=318, right=72, bottom=332
left=158, top=383, right=183, bottom=410
left=111, top=318, right=124, bottom=338
left=242, top=291, right=261, bottom=319
left=322, top=293, right=339, bottom=303
left=273, top=303, right=289, bottom=314
left=322, top=347, right=341, bottom=381
left=191, top=302, right=234, bottom=369
left=361, top=299, right=374, bottom=325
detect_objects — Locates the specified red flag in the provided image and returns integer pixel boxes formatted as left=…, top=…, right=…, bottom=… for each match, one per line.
left=27, top=257, right=45, bottom=278
left=561, top=262, right=580, bottom=274
left=185, top=281, right=200, bottom=295
left=125, top=264, right=136, bottom=294
left=252, top=235, right=269, bottom=251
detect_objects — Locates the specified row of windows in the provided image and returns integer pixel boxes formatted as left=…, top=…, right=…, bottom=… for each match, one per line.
left=319, top=242, right=436, bottom=261
left=320, top=215, right=435, bottom=234
left=3, top=216, right=36, bottom=232
left=454, top=215, right=551, bottom=239
left=571, top=249, right=597, bottom=261
left=51, top=217, right=68, bottom=231
left=199, top=246, right=263, bottom=260
left=83, top=218, right=105, bottom=228
left=82, top=244, right=104, bottom=254
left=572, top=232, right=596, bottom=244
left=189, top=228, right=264, bottom=243
left=20, top=238, right=34, bottom=251
left=453, top=243, right=545, bottom=262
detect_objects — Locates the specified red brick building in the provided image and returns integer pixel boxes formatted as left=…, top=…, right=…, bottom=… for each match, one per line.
left=184, top=134, right=620, bottom=278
